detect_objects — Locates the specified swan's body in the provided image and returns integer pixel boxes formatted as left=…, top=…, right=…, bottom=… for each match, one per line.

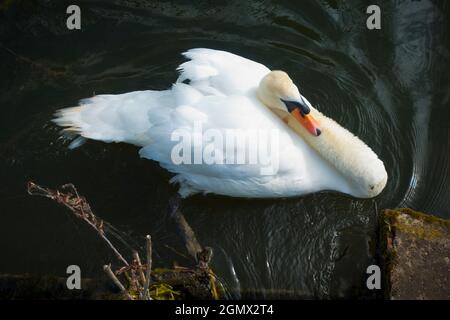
left=54, top=48, right=387, bottom=198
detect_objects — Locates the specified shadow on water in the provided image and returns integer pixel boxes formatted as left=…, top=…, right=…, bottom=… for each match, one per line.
left=0, top=0, right=449, bottom=298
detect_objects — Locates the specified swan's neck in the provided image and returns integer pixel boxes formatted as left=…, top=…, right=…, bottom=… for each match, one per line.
left=287, top=109, right=387, bottom=198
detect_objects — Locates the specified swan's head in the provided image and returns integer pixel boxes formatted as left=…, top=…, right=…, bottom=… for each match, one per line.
left=257, top=71, right=388, bottom=199
left=257, top=70, right=322, bottom=137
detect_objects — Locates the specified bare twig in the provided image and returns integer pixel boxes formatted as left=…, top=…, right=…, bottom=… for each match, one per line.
left=103, top=265, right=133, bottom=300
left=133, top=251, right=146, bottom=289
left=27, top=181, right=219, bottom=300
left=27, top=181, right=129, bottom=267
left=129, top=268, right=139, bottom=292
left=141, top=235, right=153, bottom=300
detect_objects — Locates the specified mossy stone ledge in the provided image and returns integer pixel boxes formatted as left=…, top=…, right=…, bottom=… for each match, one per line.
left=380, top=208, right=450, bottom=300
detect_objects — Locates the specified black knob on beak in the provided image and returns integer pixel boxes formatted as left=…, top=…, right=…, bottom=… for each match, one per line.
left=281, top=98, right=311, bottom=115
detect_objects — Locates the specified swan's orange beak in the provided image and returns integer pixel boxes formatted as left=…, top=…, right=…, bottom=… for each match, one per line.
left=281, top=98, right=322, bottom=137
left=291, top=108, right=321, bottom=136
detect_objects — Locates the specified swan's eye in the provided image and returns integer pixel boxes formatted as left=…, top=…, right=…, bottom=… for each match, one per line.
left=369, top=185, right=374, bottom=190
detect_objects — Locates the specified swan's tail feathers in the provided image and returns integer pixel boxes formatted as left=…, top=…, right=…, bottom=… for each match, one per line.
left=53, top=106, right=83, bottom=133
left=53, top=91, right=165, bottom=147
left=53, top=106, right=89, bottom=149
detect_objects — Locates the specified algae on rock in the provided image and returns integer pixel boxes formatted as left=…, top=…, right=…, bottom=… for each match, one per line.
left=380, top=208, right=450, bottom=300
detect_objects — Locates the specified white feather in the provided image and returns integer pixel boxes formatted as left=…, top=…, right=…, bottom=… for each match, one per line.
left=53, top=48, right=387, bottom=199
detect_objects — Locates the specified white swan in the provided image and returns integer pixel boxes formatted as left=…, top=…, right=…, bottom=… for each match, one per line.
left=53, top=48, right=387, bottom=199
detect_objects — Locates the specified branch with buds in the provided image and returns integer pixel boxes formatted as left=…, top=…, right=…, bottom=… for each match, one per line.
left=27, top=181, right=154, bottom=300
left=27, top=181, right=220, bottom=300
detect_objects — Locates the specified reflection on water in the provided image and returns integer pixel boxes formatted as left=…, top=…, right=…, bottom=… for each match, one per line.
left=0, top=0, right=449, bottom=298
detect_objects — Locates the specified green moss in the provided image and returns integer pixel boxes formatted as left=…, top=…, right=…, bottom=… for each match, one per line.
left=393, top=208, right=450, bottom=228
left=383, top=208, right=449, bottom=241
left=379, top=208, right=450, bottom=299
left=150, top=283, right=182, bottom=300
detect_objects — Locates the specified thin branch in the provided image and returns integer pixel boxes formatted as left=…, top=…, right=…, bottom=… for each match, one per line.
left=27, top=182, right=219, bottom=300
left=141, top=235, right=153, bottom=300
left=103, top=265, right=133, bottom=300
left=27, top=181, right=129, bottom=267
left=133, top=250, right=146, bottom=288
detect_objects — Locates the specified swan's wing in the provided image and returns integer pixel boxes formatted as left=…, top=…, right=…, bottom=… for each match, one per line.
left=53, top=82, right=348, bottom=198
left=177, top=48, right=271, bottom=96
left=54, top=49, right=270, bottom=147
left=138, top=87, right=315, bottom=197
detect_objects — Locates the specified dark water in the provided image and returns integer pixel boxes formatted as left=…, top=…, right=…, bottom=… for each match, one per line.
left=0, top=0, right=449, bottom=299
